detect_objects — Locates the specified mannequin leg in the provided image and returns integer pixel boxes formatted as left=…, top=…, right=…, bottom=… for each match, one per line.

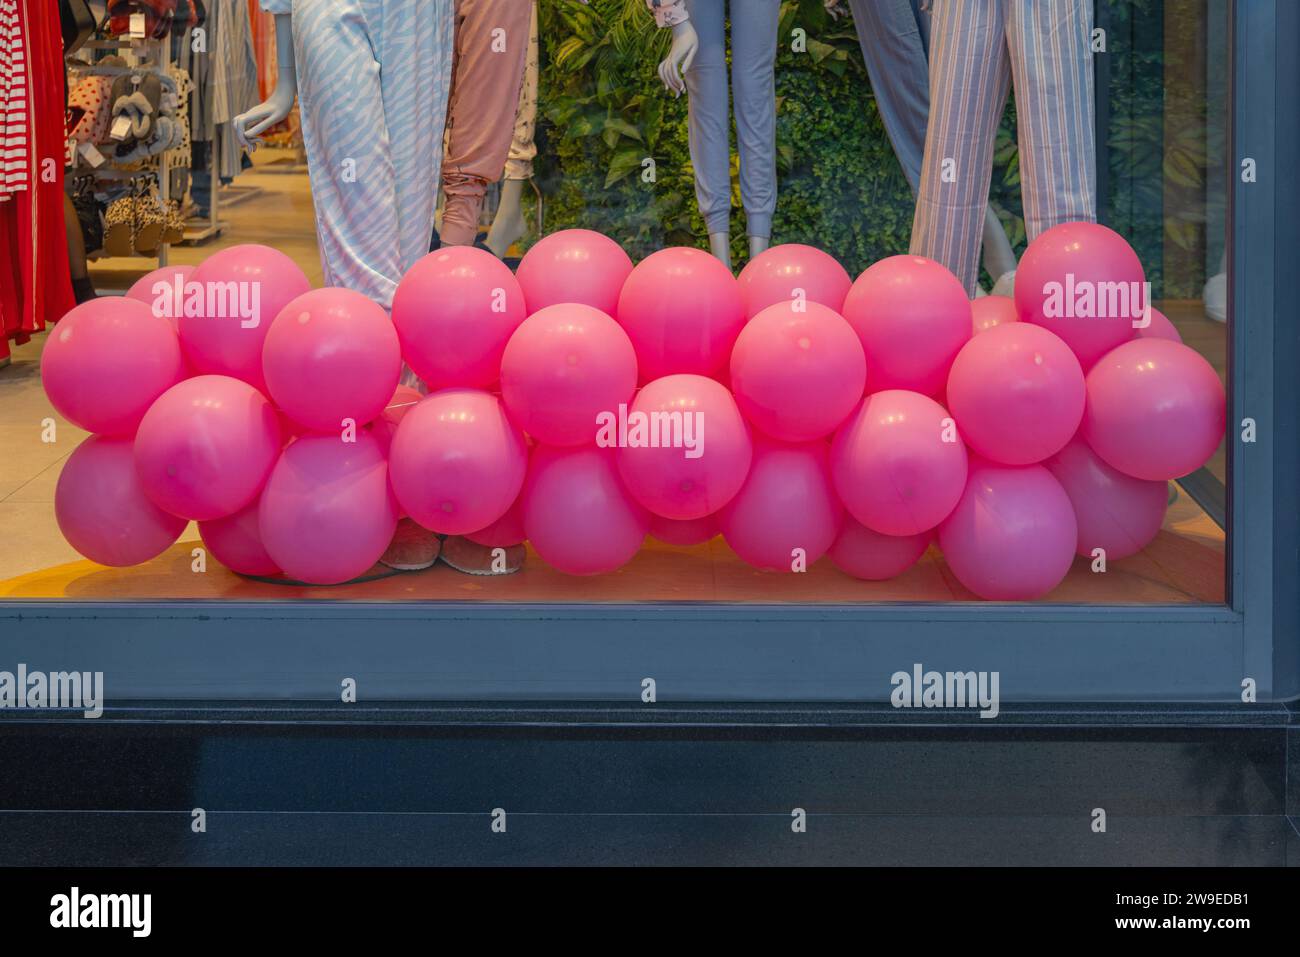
left=728, top=0, right=779, bottom=248
left=683, top=0, right=731, bottom=261
left=1004, top=0, right=1096, bottom=241
left=441, top=0, right=532, bottom=246
left=909, top=0, right=1012, bottom=296
left=487, top=0, right=539, bottom=258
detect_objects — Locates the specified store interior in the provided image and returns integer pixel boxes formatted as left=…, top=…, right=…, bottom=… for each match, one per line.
left=0, top=0, right=1228, bottom=603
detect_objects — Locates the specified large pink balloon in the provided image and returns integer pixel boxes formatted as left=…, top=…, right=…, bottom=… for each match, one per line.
left=262, top=287, right=401, bottom=433
left=464, top=493, right=525, bottom=548
left=648, top=511, right=719, bottom=546
left=500, top=303, right=638, bottom=446
left=55, top=435, right=186, bottom=566
left=729, top=300, right=866, bottom=442
left=719, top=440, right=842, bottom=572
left=736, top=243, right=852, bottom=319
left=1016, top=221, right=1143, bottom=368
left=126, top=264, right=196, bottom=331
left=938, top=462, right=1078, bottom=600
left=258, top=432, right=399, bottom=585
left=369, top=384, right=424, bottom=454
left=391, top=245, right=525, bottom=390
left=831, top=390, right=968, bottom=536
left=515, top=229, right=634, bottom=317
left=134, top=375, right=282, bottom=520
left=41, top=297, right=185, bottom=436
left=841, top=255, right=971, bottom=396
left=388, top=389, right=527, bottom=535
left=1045, top=437, right=1167, bottom=560
left=614, top=374, right=752, bottom=520
left=830, top=520, right=933, bottom=581
left=1136, top=305, right=1183, bottom=343
left=199, top=498, right=281, bottom=576
left=971, top=294, right=1018, bottom=335
left=523, top=445, right=649, bottom=575
left=1082, top=338, right=1225, bottom=480
left=179, top=244, right=311, bottom=392
left=616, top=246, right=745, bottom=382
left=946, top=322, right=1085, bottom=465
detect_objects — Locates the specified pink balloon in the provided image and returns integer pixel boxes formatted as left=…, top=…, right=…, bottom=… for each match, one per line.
left=830, top=520, right=933, bottom=581
left=1081, top=338, right=1225, bottom=480
left=971, top=294, right=1018, bottom=335
left=258, top=432, right=399, bottom=585
left=719, top=440, right=843, bottom=572
left=616, top=246, right=745, bottom=382
left=41, top=297, right=185, bottom=436
left=388, top=389, right=528, bottom=534
left=464, top=493, right=525, bottom=548
left=736, top=243, right=852, bottom=319
left=946, top=322, right=1085, bottom=465
left=261, top=287, right=401, bottom=434
left=831, top=390, right=968, bottom=536
left=392, top=246, right=526, bottom=390
left=126, top=264, right=196, bottom=330
left=938, top=462, right=1078, bottom=600
left=500, top=303, right=638, bottom=446
left=1045, top=437, right=1167, bottom=560
left=179, top=244, right=311, bottom=392
left=199, top=498, right=281, bottom=576
left=523, top=445, right=649, bottom=575
left=1136, top=305, right=1183, bottom=343
left=841, top=255, right=971, bottom=396
left=729, top=300, right=867, bottom=442
left=516, top=229, right=634, bottom=317
left=648, top=511, right=719, bottom=546
left=134, top=375, right=282, bottom=520
left=614, top=374, right=753, bottom=520
left=1016, top=221, right=1143, bottom=368
left=369, top=384, right=424, bottom=453
left=55, top=435, right=186, bottom=566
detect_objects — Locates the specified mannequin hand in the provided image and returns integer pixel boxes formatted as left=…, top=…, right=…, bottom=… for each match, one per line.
left=823, top=0, right=847, bottom=19
left=657, top=20, right=698, bottom=96
left=233, top=85, right=295, bottom=151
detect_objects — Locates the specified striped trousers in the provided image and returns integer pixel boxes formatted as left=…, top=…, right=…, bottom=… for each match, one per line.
left=910, top=0, right=1097, bottom=295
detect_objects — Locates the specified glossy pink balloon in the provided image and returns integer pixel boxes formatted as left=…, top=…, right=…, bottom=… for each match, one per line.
left=179, top=244, right=311, bottom=392
left=719, top=440, right=843, bottom=572
left=126, top=264, right=196, bottom=330
left=971, top=294, right=1018, bottom=335
left=133, top=375, right=282, bottom=520
left=1016, top=221, right=1143, bottom=368
left=258, top=432, right=399, bottom=585
left=729, top=299, right=867, bottom=442
left=388, top=389, right=528, bottom=535
left=736, top=243, right=852, bottom=319
left=41, top=297, right=185, bottom=436
left=830, top=520, right=932, bottom=581
left=831, top=390, right=968, bottom=536
left=938, top=462, right=1078, bottom=600
left=392, top=246, right=526, bottom=390
left=946, top=322, right=1085, bottom=465
left=464, top=493, right=525, bottom=548
left=500, top=303, right=638, bottom=446
left=1136, top=305, right=1183, bottom=343
left=616, top=246, right=745, bottom=382
left=1082, top=338, right=1226, bottom=480
left=841, top=255, right=971, bottom=396
left=199, top=498, right=281, bottom=576
left=648, top=511, right=719, bottom=546
left=523, top=445, right=649, bottom=575
left=55, top=435, right=186, bottom=566
left=516, top=229, right=634, bottom=316
left=261, top=287, right=401, bottom=433
left=614, top=374, right=753, bottom=520
left=1045, top=437, right=1167, bottom=560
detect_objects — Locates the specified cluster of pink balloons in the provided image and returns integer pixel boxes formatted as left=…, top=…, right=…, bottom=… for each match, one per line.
left=46, top=224, right=1225, bottom=597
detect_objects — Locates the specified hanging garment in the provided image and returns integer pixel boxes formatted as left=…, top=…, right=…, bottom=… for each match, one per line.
left=209, top=0, right=259, bottom=179
left=259, top=0, right=454, bottom=308
left=502, top=0, right=538, bottom=183
left=1, top=0, right=29, bottom=198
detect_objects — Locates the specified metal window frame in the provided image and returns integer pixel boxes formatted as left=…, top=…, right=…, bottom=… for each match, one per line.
left=1, top=0, right=1295, bottom=705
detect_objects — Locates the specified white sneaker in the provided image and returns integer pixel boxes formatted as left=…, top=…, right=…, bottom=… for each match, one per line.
left=991, top=269, right=1016, bottom=299
left=1203, top=272, right=1227, bottom=323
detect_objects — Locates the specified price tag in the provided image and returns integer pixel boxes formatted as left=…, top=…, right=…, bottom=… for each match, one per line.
left=129, top=12, right=147, bottom=38
left=110, top=115, right=133, bottom=141
left=77, top=141, right=107, bottom=168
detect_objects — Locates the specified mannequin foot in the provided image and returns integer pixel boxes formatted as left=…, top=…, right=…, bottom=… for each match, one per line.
left=748, top=235, right=770, bottom=259
left=707, top=231, right=731, bottom=269
left=1203, top=272, right=1226, bottom=323
left=440, top=536, right=526, bottom=576
left=379, top=518, right=441, bottom=571
left=487, top=178, right=528, bottom=258
left=991, top=269, right=1016, bottom=299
